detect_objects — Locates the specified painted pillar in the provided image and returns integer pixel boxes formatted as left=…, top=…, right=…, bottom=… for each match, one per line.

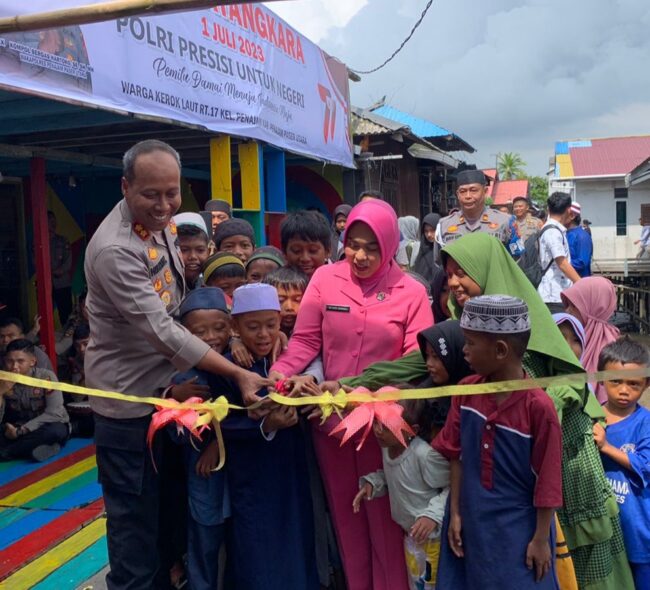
left=29, top=157, right=56, bottom=367
left=209, top=135, right=232, bottom=204
left=264, top=148, right=286, bottom=248
left=238, top=141, right=265, bottom=245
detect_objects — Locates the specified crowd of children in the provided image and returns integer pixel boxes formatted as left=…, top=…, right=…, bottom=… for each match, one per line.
left=161, top=199, right=648, bottom=590
left=1, top=192, right=648, bottom=590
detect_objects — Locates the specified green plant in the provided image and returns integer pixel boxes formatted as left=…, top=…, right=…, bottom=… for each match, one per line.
left=497, top=152, right=527, bottom=180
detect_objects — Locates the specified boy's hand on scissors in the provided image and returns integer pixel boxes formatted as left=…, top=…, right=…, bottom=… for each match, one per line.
left=410, top=516, right=438, bottom=544
left=448, top=512, right=464, bottom=557
left=352, top=482, right=373, bottom=513
left=171, top=377, right=210, bottom=402
left=526, top=537, right=551, bottom=581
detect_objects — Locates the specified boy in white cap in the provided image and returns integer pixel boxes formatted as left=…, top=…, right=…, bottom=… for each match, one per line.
left=565, top=202, right=593, bottom=278
left=173, top=212, right=210, bottom=290
left=433, top=295, right=562, bottom=590
left=214, top=283, right=318, bottom=589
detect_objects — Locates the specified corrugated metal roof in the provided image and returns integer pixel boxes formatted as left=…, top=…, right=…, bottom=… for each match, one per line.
left=351, top=107, right=459, bottom=168
left=555, top=135, right=650, bottom=178
left=372, top=105, right=451, bottom=138
left=351, top=107, right=408, bottom=136
left=408, top=143, right=460, bottom=168
left=492, top=179, right=529, bottom=205
left=369, top=104, right=475, bottom=153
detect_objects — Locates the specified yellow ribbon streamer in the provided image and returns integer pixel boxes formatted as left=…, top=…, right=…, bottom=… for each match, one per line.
left=266, top=368, right=650, bottom=419
left=0, top=370, right=239, bottom=470
left=3, top=366, right=645, bottom=469
left=2, top=367, right=648, bottom=414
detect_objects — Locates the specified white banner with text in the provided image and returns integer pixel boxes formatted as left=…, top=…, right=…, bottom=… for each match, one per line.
left=0, top=3, right=353, bottom=167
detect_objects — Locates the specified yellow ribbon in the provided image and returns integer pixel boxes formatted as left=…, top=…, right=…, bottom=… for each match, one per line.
left=191, top=396, right=230, bottom=471
left=267, top=389, right=349, bottom=423
left=267, top=368, right=650, bottom=413
left=2, top=367, right=649, bottom=413
left=1, top=366, right=648, bottom=468
left=0, top=370, right=239, bottom=471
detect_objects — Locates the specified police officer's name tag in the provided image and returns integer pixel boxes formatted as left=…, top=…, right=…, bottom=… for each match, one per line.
left=150, top=256, right=168, bottom=276
left=326, top=304, right=350, bottom=313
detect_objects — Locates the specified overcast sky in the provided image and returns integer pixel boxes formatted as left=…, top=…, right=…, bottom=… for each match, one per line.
left=269, top=0, right=650, bottom=175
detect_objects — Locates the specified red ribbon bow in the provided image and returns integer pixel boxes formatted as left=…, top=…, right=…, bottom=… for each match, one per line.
left=146, top=396, right=209, bottom=452
left=329, top=387, right=415, bottom=451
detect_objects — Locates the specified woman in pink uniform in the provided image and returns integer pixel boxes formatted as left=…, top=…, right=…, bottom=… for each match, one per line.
left=271, top=199, right=433, bottom=590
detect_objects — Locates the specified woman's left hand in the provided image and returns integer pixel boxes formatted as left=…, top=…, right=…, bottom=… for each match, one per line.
left=285, top=374, right=316, bottom=397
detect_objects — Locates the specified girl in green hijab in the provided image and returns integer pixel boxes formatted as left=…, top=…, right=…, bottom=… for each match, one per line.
left=341, top=233, right=633, bottom=590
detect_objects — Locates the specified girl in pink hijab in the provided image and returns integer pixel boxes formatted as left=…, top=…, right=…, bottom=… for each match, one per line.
left=272, top=199, right=433, bottom=590
left=561, top=276, right=620, bottom=402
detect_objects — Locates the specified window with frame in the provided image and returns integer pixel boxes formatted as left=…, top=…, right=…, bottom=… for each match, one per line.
left=614, top=187, right=628, bottom=199
left=615, top=200, right=627, bottom=236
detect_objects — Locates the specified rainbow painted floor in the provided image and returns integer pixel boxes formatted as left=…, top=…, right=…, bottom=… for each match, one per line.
left=0, top=439, right=107, bottom=589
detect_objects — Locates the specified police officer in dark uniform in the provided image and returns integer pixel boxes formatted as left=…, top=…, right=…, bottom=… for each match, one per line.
left=436, top=170, right=513, bottom=250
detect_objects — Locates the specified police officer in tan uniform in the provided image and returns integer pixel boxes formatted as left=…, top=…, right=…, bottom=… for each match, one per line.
left=512, top=195, right=543, bottom=242
left=84, top=140, right=269, bottom=590
left=436, top=170, right=512, bottom=250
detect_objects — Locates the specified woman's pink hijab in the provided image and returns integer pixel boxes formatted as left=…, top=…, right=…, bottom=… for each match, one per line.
left=561, top=276, right=620, bottom=402
left=343, top=199, right=400, bottom=284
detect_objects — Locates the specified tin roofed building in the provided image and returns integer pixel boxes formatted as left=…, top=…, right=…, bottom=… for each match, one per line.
left=549, top=136, right=650, bottom=264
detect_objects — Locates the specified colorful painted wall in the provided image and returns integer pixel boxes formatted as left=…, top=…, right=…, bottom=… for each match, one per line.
left=285, top=164, right=344, bottom=219
left=23, top=174, right=206, bottom=325
left=19, top=160, right=345, bottom=324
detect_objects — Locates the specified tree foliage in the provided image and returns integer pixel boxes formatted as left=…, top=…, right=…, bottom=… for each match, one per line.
left=497, top=152, right=527, bottom=180
left=527, top=176, right=548, bottom=206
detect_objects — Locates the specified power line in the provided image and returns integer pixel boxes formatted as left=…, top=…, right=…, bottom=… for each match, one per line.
left=350, top=0, right=434, bottom=75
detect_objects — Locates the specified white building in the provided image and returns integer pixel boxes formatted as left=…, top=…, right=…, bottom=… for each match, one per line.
left=549, top=136, right=650, bottom=262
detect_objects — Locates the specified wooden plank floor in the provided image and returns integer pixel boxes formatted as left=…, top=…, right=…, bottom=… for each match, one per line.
left=0, top=439, right=108, bottom=589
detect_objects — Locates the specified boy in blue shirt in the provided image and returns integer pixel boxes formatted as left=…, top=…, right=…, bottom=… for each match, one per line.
left=171, top=287, right=232, bottom=590
left=593, top=337, right=650, bottom=590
